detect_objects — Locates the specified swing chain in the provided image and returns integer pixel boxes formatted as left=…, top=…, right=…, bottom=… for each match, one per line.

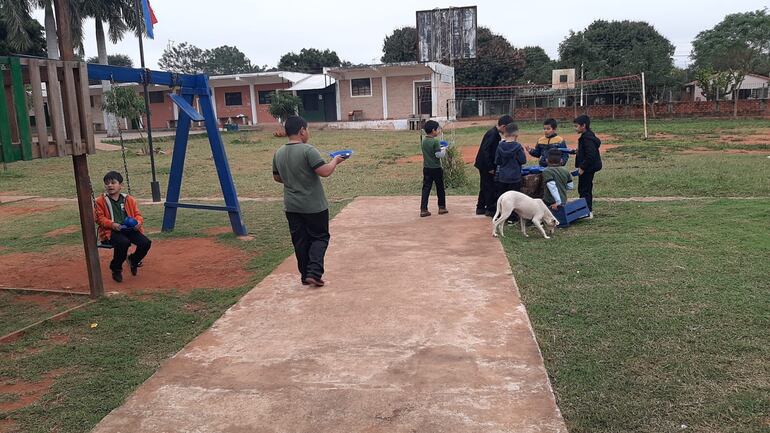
left=107, top=73, right=132, bottom=195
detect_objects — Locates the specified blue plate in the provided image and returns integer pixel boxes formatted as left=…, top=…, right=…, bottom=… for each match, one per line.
left=439, top=140, right=449, bottom=148
left=329, top=149, right=353, bottom=159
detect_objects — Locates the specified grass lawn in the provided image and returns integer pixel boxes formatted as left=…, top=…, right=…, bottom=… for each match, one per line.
left=0, top=118, right=767, bottom=199
left=0, top=118, right=769, bottom=432
left=502, top=199, right=770, bottom=433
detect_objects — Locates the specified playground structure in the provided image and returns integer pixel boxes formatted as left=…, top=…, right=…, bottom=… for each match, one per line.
left=87, top=64, right=248, bottom=237
left=1, top=56, right=247, bottom=297
left=0, top=57, right=95, bottom=162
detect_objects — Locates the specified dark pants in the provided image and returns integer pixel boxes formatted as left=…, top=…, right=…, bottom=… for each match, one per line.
left=476, top=168, right=496, bottom=212
left=495, top=181, right=522, bottom=221
left=578, top=171, right=596, bottom=211
left=285, top=210, right=330, bottom=281
left=421, top=167, right=446, bottom=210
left=108, top=230, right=152, bottom=272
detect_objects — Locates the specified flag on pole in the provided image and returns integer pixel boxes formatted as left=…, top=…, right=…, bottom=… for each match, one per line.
left=141, top=0, right=158, bottom=39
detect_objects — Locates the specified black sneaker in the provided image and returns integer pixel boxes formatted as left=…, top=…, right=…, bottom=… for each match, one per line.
left=304, top=276, right=325, bottom=287
left=475, top=208, right=486, bottom=215
left=128, top=255, right=142, bottom=276
left=112, top=271, right=123, bottom=283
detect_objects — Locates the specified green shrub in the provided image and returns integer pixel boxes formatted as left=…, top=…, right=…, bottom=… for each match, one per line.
left=441, top=144, right=468, bottom=188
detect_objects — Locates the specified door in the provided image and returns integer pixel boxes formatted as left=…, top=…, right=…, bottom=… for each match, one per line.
left=415, top=82, right=433, bottom=117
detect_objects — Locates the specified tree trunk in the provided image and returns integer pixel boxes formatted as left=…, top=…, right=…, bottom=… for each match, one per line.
left=96, top=20, right=120, bottom=138
left=733, top=89, right=738, bottom=119
left=44, top=1, right=59, bottom=60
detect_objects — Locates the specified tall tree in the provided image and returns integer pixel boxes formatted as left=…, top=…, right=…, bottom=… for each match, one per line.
left=381, top=27, right=417, bottom=63
left=86, top=53, right=133, bottom=67
left=558, top=20, right=675, bottom=94
left=454, top=27, right=526, bottom=87
left=203, top=45, right=259, bottom=75
left=0, top=12, right=46, bottom=56
left=691, top=8, right=770, bottom=99
left=79, top=0, right=135, bottom=137
left=519, top=46, right=554, bottom=84
left=278, top=48, right=349, bottom=73
left=158, top=42, right=204, bottom=74
left=0, top=0, right=77, bottom=57
left=159, top=42, right=259, bottom=75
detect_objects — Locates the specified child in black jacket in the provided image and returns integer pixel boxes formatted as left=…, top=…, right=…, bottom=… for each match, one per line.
left=573, top=114, right=602, bottom=217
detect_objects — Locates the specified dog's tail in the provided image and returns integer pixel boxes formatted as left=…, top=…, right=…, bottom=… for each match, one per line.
left=492, top=195, right=503, bottom=224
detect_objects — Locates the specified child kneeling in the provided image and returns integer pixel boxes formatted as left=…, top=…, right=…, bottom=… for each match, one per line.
left=542, top=149, right=574, bottom=212
left=94, top=171, right=152, bottom=282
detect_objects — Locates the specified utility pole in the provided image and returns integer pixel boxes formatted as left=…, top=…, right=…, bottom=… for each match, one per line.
left=579, top=33, right=585, bottom=107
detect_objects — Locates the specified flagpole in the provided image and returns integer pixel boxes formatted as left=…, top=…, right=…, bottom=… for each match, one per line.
left=135, top=0, right=161, bottom=202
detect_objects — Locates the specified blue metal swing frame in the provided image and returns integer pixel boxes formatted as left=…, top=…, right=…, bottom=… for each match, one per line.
left=87, top=64, right=248, bottom=236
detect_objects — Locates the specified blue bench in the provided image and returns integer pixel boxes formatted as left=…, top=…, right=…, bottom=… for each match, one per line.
left=551, top=198, right=591, bottom=227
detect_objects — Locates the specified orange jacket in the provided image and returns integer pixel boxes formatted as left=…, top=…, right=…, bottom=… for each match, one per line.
left=94, top=193, right=145, bottom=241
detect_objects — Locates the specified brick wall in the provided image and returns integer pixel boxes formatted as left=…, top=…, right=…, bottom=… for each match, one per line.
left=213, top=85, right=253, bottom=123
left=436, top=78, right=455, bottom=119
left=338, top=77, right=384, bottom=120
left=386, top=75, right=430, bottom=119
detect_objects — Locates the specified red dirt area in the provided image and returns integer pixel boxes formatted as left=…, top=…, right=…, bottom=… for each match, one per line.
left=44, top=225, right=80, bottom=238
left=0, top=369, right=64, bottom=413
left=719, top=132, right=770, bottom=145
left=0, top=418, right=17, bottom=433
left=0, top=238, right=253, bottom=294
left=203, top=226, right=233, bottom=236
left=0, top=204, right=61, bottom=218
left=12, top=294, right=55, bottom=309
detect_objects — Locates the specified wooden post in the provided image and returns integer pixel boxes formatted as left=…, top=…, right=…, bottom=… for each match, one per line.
left=54, top=0, right=104, bottom=298
left=641, top=72, right=648, bottom=139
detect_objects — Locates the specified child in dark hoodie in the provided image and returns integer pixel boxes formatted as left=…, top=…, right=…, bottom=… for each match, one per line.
left=494, top=123, right=527, bottom=221
left=573, top=114, right=602, bottom=217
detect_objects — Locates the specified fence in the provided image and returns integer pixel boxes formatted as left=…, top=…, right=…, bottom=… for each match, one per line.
left=447, top=74, right=770, bottom=122
left=0, top=57, right=95, bottom=163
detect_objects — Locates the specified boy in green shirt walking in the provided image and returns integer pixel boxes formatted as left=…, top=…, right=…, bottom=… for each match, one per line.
left=272, top=116, right=346, bottom=287
left=420, top=120, right=449, bottom=217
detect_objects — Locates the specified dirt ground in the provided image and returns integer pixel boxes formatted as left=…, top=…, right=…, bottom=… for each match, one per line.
left=0, top=203, right=62, bottom=218
left=0, top=370, right=64, bottom=413
left=0, top=238, right=253, bottom=294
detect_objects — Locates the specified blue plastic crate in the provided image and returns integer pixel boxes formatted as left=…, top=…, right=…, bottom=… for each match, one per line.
left=552, top=198, right=591, bottom=227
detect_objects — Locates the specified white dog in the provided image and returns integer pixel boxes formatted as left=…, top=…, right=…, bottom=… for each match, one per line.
left=492, top=191, right=559, bottom=239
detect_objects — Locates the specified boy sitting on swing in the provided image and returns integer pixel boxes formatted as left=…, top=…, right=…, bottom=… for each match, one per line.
left=94, top=171, right=152, bottom=282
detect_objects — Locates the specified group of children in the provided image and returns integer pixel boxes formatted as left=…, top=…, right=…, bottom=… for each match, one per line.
left=94, top=113, right=601, bottom=288
left=423, top=114, right=602, bottom=220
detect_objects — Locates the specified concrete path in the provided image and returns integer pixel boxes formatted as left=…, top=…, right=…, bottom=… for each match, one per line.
left=92, top=196, right=566, bottom=433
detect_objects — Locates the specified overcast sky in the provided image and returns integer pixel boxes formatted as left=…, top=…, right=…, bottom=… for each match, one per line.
left=33, top=0, right=769, bottom=70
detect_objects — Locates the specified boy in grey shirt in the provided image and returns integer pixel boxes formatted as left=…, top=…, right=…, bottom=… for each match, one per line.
left=272, top=116, right=346, bottom=286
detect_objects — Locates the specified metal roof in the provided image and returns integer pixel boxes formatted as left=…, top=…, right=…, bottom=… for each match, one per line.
left=287, top=74, right=336, bottom=91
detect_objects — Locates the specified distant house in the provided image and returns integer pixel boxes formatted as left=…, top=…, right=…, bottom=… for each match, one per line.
left=326, top=62, right=455, bottom=126
left=88, top=71, right=314, bottom=130
left=684, top=73, right=770, bottom=101
left=287, top=74, right=337, bottom=122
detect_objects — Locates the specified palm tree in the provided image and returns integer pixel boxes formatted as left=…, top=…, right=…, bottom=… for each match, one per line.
left=0, top=0, right=84, bottom=59
left=79, top=0, right=136, bottom=137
